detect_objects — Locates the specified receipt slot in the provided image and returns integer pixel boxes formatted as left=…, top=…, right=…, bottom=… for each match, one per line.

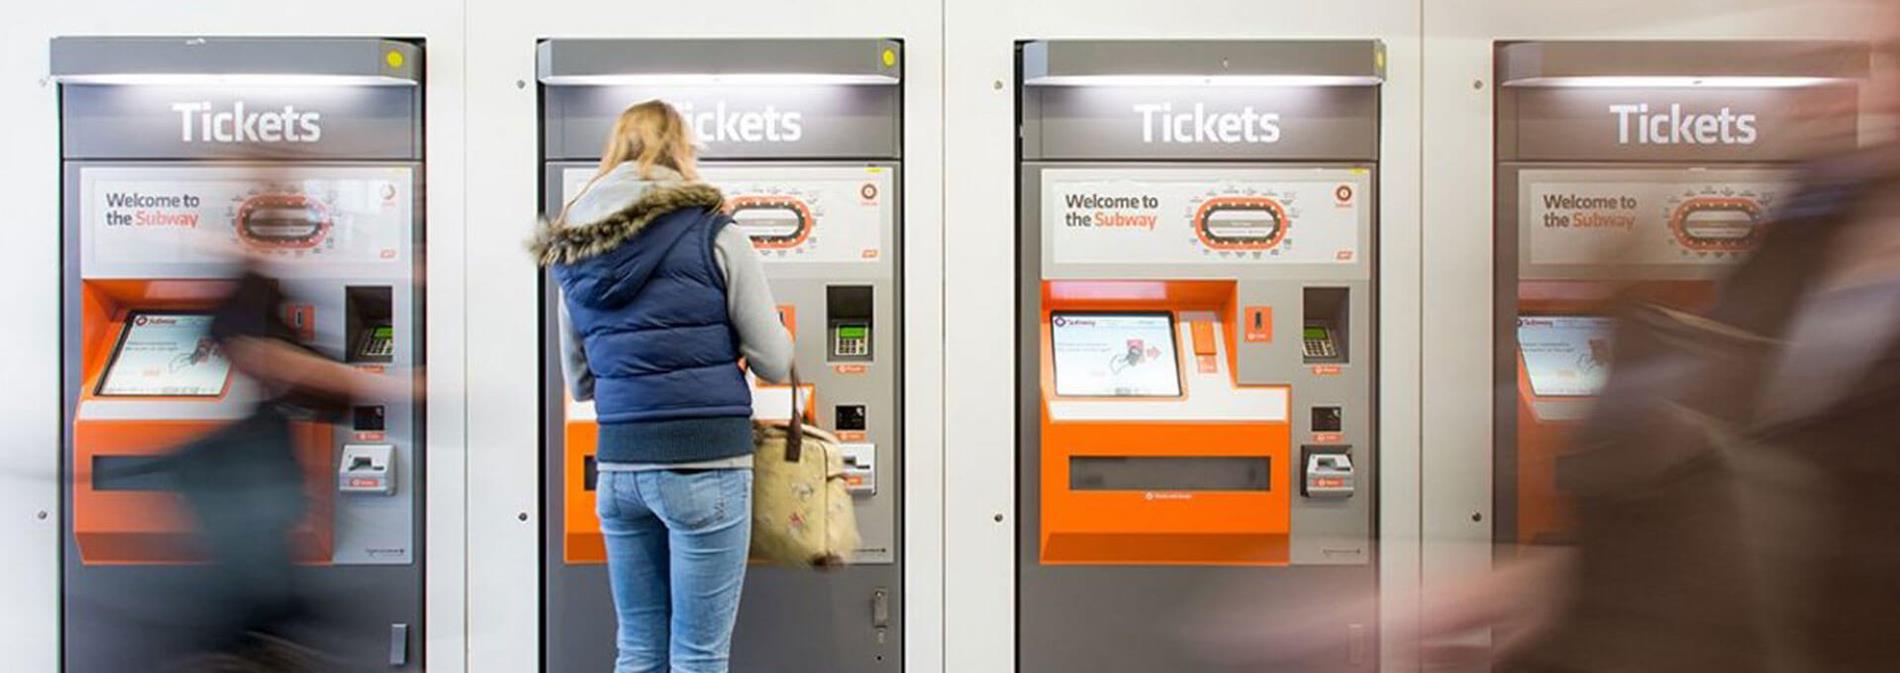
left=538, top=39, right=905, bottom=673
left=1492, top=41, right=1870, bottom=546
left=1018, top=40, right=1383, bottom=673
left=52, top=37, right=428, bottom=671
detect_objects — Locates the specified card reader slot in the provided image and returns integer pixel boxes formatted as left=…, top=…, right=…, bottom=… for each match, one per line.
left=1070, top=456, right=1271, bottom=492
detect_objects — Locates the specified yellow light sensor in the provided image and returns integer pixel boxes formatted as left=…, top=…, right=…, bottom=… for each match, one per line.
left=386, top=50, right=406, bottom=69
left=882, top=48, right=897, bottom=68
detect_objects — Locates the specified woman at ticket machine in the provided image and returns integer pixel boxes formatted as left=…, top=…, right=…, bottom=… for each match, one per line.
left=533, top=100, right=793, bottom=673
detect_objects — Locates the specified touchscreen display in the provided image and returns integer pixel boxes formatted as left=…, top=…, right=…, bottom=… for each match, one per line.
left=98, top=313, right=232, bottom=397
left=1518, top=316, right=1616, bottom=397
left=1051, top=312, right=1182, bottom=397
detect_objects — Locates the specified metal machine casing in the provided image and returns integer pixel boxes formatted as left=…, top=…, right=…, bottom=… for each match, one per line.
left=1018, top=39, right=1382, bottom=673
left=1491, top=40, right=1869, bottom=547
left=54, top=36, right=427, bottom=671
left=537, top=38, right=906, bottom=673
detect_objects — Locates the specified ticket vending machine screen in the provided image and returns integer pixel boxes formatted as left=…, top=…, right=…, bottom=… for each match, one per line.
left=97, top=312, right=231, bottom=397
left=1518, top=316, right=1616, bottom=398
left=1050, top=312, right=1182, bottom=398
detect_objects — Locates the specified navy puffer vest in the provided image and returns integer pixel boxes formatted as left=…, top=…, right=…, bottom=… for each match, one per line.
left=536, top=180, right=754, bottom=463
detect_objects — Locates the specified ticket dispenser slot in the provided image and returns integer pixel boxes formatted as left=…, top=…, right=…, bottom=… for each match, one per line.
left=339, top=444, right=397, bottom=496
left=1301, top=446, right=1356, bottom=498
left=346, top=286, right=395, bottom=364
left=1303, top=287, right=1350, bottom=364
left=827, top=285, right=874, bottom=362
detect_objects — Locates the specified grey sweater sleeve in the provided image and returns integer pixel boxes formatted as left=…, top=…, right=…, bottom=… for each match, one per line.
left=556, top=294, right=596, bottom=401
left=713, top=226, right=795, bottom=384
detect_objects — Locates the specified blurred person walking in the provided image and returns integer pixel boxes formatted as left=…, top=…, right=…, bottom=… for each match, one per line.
left=533, top=100, right=793, bottom=673
left=152, top=258, right=410, bottom=673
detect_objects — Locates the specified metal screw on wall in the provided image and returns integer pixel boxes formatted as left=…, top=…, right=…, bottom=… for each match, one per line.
left=994, top=80, right=1004, bottom=91
left=518, top=512, right=529, bottom=522
left=993, top=513, right=1005, bottom=523
left=517, top=80, right=527, bottom=90
left=1473, top=79, right=1486, bottom=90
left=37, top=511, right=49, bottom=521
left=1471, top=511, right=1484, bottom=522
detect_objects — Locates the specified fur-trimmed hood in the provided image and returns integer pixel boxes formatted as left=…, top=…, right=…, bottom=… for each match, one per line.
left=529, top=164, right=725, bottom=266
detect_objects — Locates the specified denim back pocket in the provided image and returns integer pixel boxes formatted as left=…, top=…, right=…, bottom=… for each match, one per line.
left=652, top=470, right=734, bottom=530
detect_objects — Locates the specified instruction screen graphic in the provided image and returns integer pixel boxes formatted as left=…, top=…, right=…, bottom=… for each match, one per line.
left=1051, top=312, right=1182, bottom=397
left=1518, top=316, right=1616, bottom=397
left=98, top=313, right=231, bottom=397
left=1044, top=167, right=1368, bottom=266
left=81, top=165, right=414, bottom=270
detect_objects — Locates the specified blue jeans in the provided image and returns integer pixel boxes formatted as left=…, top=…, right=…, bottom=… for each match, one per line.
left=597, top=469, right=753, bottom=673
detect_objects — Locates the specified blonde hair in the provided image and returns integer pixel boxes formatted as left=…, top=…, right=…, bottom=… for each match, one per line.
left=555, top=99, right=700, bottom=227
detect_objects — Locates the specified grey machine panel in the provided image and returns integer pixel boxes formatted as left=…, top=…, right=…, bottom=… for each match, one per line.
left=1018, top=39, right=1381, bottom=673
left=56, top=36, right=426, bottom=673
left=539, top=38, right=904, bottom=673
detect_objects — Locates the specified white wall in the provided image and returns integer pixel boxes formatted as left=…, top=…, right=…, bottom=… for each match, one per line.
left=941, top=2, right=1427, bottom=671
left=460, top=4, right=946, bottom=673
left=0, top=3, right=471, bottom=672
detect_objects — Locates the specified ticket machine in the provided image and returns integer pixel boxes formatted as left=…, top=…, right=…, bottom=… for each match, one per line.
left=53, top=37, right=427, bottom=670
left=1018, top=40, right=1383, bottom=672
left=538, top=39, right=904, bottom=673
left=1493, top=41, right=1869, bottom=545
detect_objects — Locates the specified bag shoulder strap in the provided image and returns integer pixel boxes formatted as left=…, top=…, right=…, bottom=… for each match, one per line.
left=784, top=364, right=804, bottom=463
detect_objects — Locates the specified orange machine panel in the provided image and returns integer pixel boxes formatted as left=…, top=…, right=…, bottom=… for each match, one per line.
left=564, top=384, right=816, bottom=564
left=72, top=419, right=335, bottom=565
left=1038, top=280, right=1292, bottom=566
left=72, top=280, right=334, bottom=565
left=1511, top=280, right=1717, bottom=544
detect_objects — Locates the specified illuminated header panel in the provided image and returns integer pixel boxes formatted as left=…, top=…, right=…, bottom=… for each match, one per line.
left=539, top=38, right=901, bottom=161
left=1496, top=41, right=1869, bottom=164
